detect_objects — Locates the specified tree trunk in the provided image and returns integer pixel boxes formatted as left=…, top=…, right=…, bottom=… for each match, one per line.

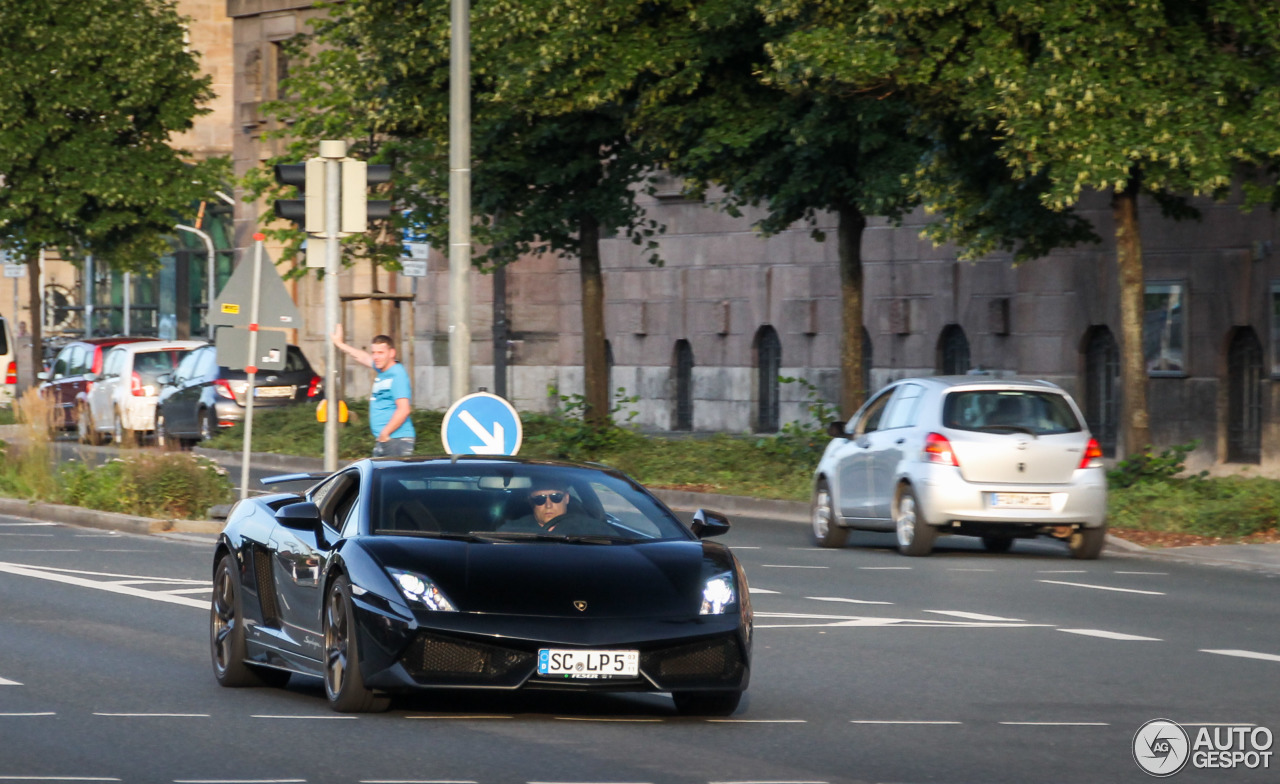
left=27, top=250, right=42, bottom=392
left=1113, top=179, right=1150, bottom=456
left=837, top=203, right=868, bottom=419
left=578, top=214, right=609, bottom=426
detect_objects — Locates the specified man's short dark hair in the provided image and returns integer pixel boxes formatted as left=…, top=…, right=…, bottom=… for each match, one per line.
left=372, top=334, right=395, bottom=349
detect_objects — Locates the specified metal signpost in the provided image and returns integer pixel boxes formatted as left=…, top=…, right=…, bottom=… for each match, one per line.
left=440, top=392, right=523, bottom=456
left=208, top=233, right=302, bottom=499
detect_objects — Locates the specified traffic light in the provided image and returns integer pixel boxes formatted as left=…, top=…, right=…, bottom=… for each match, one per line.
left=271, top=158, right=391, bottom=236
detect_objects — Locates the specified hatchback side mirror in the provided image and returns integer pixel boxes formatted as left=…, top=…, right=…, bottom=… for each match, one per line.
left=156, top=373, right=172, bottom=386
left=84, top=372, right=98, bottom=382
left=276, top=501, right=322, bottom=531
left=826, top=420, right=848, bottom=439
left=690, top=508, right=731, bottom=539
left=36, top=371, right=49, bottom=381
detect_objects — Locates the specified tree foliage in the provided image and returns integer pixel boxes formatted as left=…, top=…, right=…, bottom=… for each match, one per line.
left=0, top=0, right=221, bottom=267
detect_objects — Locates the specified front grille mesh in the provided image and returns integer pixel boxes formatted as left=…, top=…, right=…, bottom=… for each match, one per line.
left=642, top=638, right=744, bottom=684
left=403, top=633, right=535, bottom=685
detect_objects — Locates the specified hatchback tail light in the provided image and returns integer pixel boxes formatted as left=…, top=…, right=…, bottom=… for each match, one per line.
left=306, top=375, right=323, bottom=398
left=1079, top=437, right=1104, bottom=469
left=214, top=379, right=236, bottom=400
left=923, top=432, right=959, bottom=466
left=5, top=361, right=15, bottom=385
left=130, top=371, right=145, bottom=397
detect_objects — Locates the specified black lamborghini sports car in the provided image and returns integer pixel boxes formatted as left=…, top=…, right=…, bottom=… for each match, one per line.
left=209, top=456, right=753, bottom=714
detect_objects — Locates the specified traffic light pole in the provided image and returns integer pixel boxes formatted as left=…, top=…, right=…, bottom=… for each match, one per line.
left=321, top=139, right=345, bottom=472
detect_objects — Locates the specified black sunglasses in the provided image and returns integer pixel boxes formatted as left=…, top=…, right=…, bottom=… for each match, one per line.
left=530, top=492, right=566, bottom=506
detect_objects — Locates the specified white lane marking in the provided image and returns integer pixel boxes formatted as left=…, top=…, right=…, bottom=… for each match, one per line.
left=705, top=719, right=806, bottom=724
left=749, top=588, right=780, bottom=595
left=1114, top=571, right=1168, bottom=575
left=760, top=565, right=828, bottom=569
left=0, top=522, right=57, bottom=527
left=756, top=611, right=1050, bottom=630
left=1000, top=721, right=1110, bottom=726
left=553, top=717, right=663, bottom=723
left=93, top=713, right=209, bottom=718
left=925, top=610, right=1024, bottom=622
left=0, top=533, right=54, bottom=537
left=0, top=562, right=208, bottom=610
left=173, top=780, right=307, bottom=783
left=2, top=550, right=80, bottom=553
left=850, top=720, right=962, bottom=724
left=251, top=715, right=356, bottom=720
left=1201, top=649, right=1280, bottom=663
left=0, top=778, right=121, bottom=782
left=1038, top=570, right=1087, bottom=574
left=807, top=596, right=894, bottom=606
left=1039, top=579, right=1165, bottom=596
left=0, top=712, right=55, bottom=716
left=859, top=566, right=912, bottom=570
left=1059, top=629, right=1162, bottom=641
left=730, top=546, right=761, bottom=550
left=0, top=676, right=21, bottom=686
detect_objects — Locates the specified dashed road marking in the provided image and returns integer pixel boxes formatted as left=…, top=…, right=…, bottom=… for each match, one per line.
left=1114, top=571, right=1168, bottom=575
left=1059, top=629, right=1162, bottom=641
left=1039, top=579, right=1165, bottom=596
left=858, top=566, right=911, bottom=570
left=925, top=610, right=1024, bottom=622
left=748, top=588, right=780, bottom=595
left=760, top=565, right=828, bottom=569
left=93, top=713, right=209, bottom=718
left=1201, top=649, right=1280, bottom=663
left=806, top=596, right=893, bottom=606
left=554, top=717, right=663, bottom=723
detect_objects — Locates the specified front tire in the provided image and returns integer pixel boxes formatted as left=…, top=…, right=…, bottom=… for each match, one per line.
left=210, top=555, right=290, bottom=688
left=812, top=480, right=849, bottom=548
left=324, top=576, right=390, bottom=713
left=672, top=690, right=742, bottom=717
left=1069, top=524, right=1107, bottom=560
left=895, top=486, right=937, bottom=557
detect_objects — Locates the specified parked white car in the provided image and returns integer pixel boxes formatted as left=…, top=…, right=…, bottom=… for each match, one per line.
left=0, top=314, right=14, bottom=408
left=811, top=376, right=1109, bottom=558
left=80, top=340, right=205, bottom=445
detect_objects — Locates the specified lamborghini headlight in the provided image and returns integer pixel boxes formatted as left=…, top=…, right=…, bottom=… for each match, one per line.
left=700, top=571, right=736, bottom=615
left=388, top=568, right=457, bottom=612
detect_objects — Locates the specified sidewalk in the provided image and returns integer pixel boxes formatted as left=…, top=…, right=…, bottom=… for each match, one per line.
left=2, top=439, right=1279, bottom=574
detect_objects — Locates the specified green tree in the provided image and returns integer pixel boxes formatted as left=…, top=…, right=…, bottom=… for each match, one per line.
left=249, top=0, right=665, bottom=425
left=766, top=0, right=1280, bottom=455
left=0, top=0, right=219, bottom=374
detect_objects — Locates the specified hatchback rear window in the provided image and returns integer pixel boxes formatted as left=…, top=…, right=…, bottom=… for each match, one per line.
left=943, top=390, right=1082, bottom=435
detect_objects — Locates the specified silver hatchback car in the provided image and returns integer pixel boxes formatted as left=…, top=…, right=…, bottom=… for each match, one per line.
left=811, top=377, right=1108, bottom=558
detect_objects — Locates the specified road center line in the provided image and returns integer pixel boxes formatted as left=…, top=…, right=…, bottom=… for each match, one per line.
left=1039, top=579, right=1165, bottom=595
left=1058, top=629, right=1162, bottom=641
left=93, top=713, right=209, bottom=718
left=0, top=712, right=55, bottom=717
left=0, top=562, right=209, bottom=609
left=1200, top=649, right=1280, bottom=663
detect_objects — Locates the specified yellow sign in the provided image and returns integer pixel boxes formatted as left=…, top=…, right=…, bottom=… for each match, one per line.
left=221, top=303, right=240, bottom=315
left=316, top=399, right=349, bottom=424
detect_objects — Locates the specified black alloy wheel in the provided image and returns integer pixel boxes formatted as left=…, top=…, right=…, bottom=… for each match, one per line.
left=324, top=576, right=390, bottom=713
left=210, top=554, right=290, bottom=688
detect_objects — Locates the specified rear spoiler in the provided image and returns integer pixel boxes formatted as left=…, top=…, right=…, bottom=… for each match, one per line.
left=260, top=472, right=331, bottom=486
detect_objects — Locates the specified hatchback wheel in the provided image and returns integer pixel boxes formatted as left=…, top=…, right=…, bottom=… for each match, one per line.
left=895, top=487, right=937, bottom=556
left=1069, top=524, right=1107, bottom=560
left=811, top=480, right=848, bottom=548
left=324, top=576, right=390, bottom=713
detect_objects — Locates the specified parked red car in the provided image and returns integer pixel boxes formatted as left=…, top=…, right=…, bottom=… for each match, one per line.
left=38, top=337, right=158, bottom=430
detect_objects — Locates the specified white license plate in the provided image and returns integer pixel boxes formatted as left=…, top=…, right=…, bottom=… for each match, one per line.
left=992, top=492, right=1051, bottom=509
left=254, top=386, right=294, bottom=398
left=537, top=649, right=639, bottom=679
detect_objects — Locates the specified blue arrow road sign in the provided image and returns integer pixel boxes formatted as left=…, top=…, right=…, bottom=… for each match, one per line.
left=441, top=392, right=523, bottom=456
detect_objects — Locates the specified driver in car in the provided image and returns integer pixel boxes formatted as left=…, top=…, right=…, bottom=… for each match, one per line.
left=500, top=483, right=598, bottom=535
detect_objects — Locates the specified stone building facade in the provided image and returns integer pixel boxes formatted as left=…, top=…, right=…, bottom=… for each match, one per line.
left=225, top=1, right=1280, bottom=474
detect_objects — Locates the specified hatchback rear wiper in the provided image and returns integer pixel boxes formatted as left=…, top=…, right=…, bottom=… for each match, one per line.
left=978, top=425, right=1038, bottom=437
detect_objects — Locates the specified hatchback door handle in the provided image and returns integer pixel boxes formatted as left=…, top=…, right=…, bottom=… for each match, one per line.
left=896, top=438, right=906, bottom=445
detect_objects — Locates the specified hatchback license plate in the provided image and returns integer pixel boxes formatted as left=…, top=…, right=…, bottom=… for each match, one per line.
left=254, top=386, right=294, bottom=398
left=538, top=649, right=639, bottom=679
left=992, top=492, right=1051, bottom=509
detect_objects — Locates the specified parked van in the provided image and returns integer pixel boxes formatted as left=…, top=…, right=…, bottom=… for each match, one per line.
left=0, top=315, right=14, bottom=408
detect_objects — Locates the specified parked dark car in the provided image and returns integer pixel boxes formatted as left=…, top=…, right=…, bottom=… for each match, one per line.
left=211, top=456, right=751, bottom=715
left=156, top=343, right=322, bottom=446
left=38, top=337, right=159, bottom=430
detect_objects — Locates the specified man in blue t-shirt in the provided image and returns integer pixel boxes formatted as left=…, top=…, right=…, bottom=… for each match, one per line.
left=331, top=324, right=416, bottom=457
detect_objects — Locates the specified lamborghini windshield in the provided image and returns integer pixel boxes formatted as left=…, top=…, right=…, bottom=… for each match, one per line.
left=370, top=463, right=694, bottom=542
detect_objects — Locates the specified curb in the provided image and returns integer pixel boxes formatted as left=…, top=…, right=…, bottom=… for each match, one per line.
left=0, top=497, right=222, bottom=537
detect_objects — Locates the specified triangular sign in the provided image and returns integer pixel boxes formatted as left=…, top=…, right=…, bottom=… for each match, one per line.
left=208, top=245, right=301, bottom=328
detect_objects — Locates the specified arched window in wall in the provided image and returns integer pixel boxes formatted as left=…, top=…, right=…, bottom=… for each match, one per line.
left=937, top=324, right=970, bottom=375
left=673, top=339, right=694, bottom=431
left=1227, top=327, right=1263, bottom=464
left=1083, top=326, right=1120, bottom=458
left=756, top=326, right=782, bottom=433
